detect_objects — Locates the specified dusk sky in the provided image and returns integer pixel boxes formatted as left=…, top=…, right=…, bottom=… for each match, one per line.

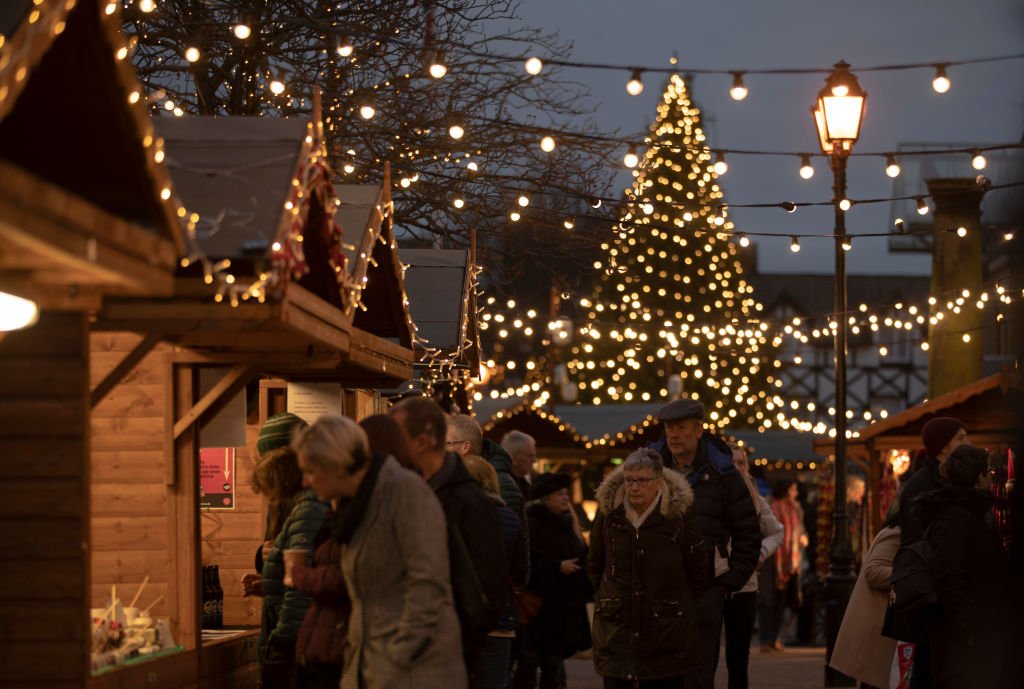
left=512, top=0, right=1024, bottom=275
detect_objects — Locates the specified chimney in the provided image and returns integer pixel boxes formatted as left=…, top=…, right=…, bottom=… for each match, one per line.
left=925, top=178, right=984, bottom=398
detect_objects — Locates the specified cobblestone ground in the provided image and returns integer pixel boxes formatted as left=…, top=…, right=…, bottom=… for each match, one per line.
left=565, top=646, right=827, bottom=689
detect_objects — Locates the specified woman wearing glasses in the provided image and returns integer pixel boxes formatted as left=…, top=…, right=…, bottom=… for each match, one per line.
left=589, top=448, right=708, bottom=689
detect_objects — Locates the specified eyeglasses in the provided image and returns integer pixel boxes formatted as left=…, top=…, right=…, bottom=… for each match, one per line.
left=446, top=439, right=469, bottom=447
left=624, top=477, right=656, bottom=487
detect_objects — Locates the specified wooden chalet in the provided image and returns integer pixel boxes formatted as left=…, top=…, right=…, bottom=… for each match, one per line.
left=814, top=367, right=1022, bottom=537
left=0, top=1, right=190, bottom=687
left=398, top=246, right=481, bottom=412
left=78, top=112, right=415, bottom=687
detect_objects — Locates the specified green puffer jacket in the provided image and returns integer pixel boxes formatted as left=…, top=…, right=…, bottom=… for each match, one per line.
left=259, top=489, right=330, bottom=658
left=589, top=468, right=708, bottom=682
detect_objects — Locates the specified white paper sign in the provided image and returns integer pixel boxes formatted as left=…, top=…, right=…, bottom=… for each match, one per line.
left=287, top=382, right=343, bottom=424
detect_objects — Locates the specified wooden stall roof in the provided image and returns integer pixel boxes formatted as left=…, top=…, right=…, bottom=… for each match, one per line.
left=814, top=368, right=1023, bottom=455
left=97, top=118, right=413, bottom=386
left=399, top=248, right=481, bottom=369
left=481, top=399, right=590, bottom=456
left=0, top=0, right=186, bottom=308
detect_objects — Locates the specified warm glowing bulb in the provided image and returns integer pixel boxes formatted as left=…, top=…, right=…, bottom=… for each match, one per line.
left=713, top=152, right=728, bottom=176
left=343, top=163, right=355, bottom=174
left=184, top=46, right=200, bottom=62
left=359, top=104, right=375, bottom=120
left=449, top=124, right=464, bottom=140
left=540, top=136, right=556, bottom=152
left=563, top=217, right=575, bottom=230
left=0, top=291, right=39, bottom=331
left=429, top=62, right=447, bottom=79
left=233, top=23, right=251, bottom=40
left=399, top=178, right=411, bottom=188
left=453, top=198, right=465, bottom=209
left=336, top=40, right=353, bottom=58
left=626, top=69, right=643, bottom=96
left=524, top=57, right=543, bottom=75
left=729, top=72, right=748, bottom=101
left=971, top=151, right=987, bottom=170
left=916, top=197, right=929, bottom=215
left=962, top=333, right=971, bottom=343
left=956, top=226, right=967, bottom=238
left=269, top=79, right=285, bottom=95
left=842, top=237, right=852, bottom=251
left=623, top=146, right=639, bottom=168
left=831, top=84, right=849, bottom=97
left=510, top=211, right=521, bottom=222
left=517, top=195, right=529, bottom=207
left=838, top=198, right=852, bottom=211
left=799, top=155, right=814, bottom=180
left=932, top=65, right=951, bottom=93
left=138, top=0, right=155, bottom=12
left=790, top=236, right=801, bottom=253
left=467, top=161, right=478, bottom=172
left=885, top=154, right=901, bottom=178
left=738, top=234, right=750, bottom=248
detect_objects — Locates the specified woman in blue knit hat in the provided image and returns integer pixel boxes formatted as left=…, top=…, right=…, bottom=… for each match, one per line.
left=243, top=412, right=330, bottom=688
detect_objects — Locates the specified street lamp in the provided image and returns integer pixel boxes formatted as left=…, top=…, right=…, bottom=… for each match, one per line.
left=813, top=60, right=865, bottom=688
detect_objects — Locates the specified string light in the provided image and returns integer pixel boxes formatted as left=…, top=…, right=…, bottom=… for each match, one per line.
left=838, top=198, right=852, bottom=211
left=509, top=211, right=521, bottom=222
left=971, top=149, right=987, bottom=170
left=563, top=217, right=575, bottom=230
left=915, top=196, right=930, bottom=215
left=1005, top=231, right=1016, bottom=241
left=428, top=50, right=448, bottom=79
left=623, top=145, right=639, bottom=168
left=233, top=23, right=251, bottom=40
left=336, top=38, right=353, bottom=57
left=269, top=78, right=285, bottom=95
left=517, top=194, right=530, bottom=207
left=780, top=201, right=797, bottom=213
left=359, top=103, right=375, bottom=120
left=524, top=56, right=543, bottom=75
left=453, top=198, right=465, bottom=209
left=932, top=64, right=951, bottom=93
left=956, top=226, right=968, bottom=237
left=713, top=151, right=728, bottom=175
left=894, top=217, right=906, bottom=234
left=790, top=236, right=801, bottom=252
left=842, top=236, right=853, bottom=251
left=799, top=155, right=814, bottom=179
left=448, top=123, right=465, bottom=140
left=885, top=154, right=901, bottom=178
left=729, top=72, right=748, bottom=101
left=138, top=0, right=156, bottom=12
left=540, top=135, right=556, bottom=152
left=626, top=69, right=644, bottom=96
left=738, top=233, right=750, bottom=247
left=962, top=333, right=971, bottom=343
left=184, top=46, right=200, bottom=63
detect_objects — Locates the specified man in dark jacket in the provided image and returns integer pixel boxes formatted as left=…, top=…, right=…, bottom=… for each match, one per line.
left=391, top=398, right=509, bottom=688
left=899, top=416, right=968, bottom=544
left=649, top=398, right=760, bottom=689
left=447, top=414, right=525, bottom=521
left=917, top=444, right=1010, bottom=689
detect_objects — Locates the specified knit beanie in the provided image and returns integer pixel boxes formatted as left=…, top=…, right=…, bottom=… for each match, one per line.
left=257, top=412, right=307, bottom=457
left=921, top=417, right=965, bottom=458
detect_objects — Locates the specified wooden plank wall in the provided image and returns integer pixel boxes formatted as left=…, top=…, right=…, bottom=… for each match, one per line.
left=90, top=332, right=171, bottom=619
left=200, top=425, right=264, bottom=627
left=0, top=311, right=90, bottom=687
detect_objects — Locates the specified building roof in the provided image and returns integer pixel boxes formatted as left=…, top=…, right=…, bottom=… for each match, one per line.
left=553, top=403, right=662, bottom=441
left=751, top=273, right=931, bottom=318
left=400, top=249, right=475, bottom=353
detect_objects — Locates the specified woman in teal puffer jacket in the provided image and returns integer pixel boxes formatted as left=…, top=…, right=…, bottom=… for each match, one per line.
left=251, top=430, right=330, bottom=688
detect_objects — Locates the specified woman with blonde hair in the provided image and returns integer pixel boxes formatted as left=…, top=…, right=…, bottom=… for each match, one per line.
left=720, top=444, right=784, bottom=689
left=293, top=415, right=466, bottom=689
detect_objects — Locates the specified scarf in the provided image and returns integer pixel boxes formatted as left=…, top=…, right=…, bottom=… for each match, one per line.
left=332, top=453, right=386, bottom=545
left=625, top=489, right=663, bottom=530
left=771, top=497, right=802, bottom=589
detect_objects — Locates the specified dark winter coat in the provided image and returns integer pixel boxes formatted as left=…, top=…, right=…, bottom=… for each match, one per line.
left=430, top=453, right=510, bottom=639
left=260, top=489, right=330, bottom=658
left=899, top=454, right=948, bottom=544
left=292, top=513, right=349, bottom=669
left=483, top=438, right=526, bottom=522
left=651, top=433, right=760, bottom=592
left=589, top=468, right=707, bottom=682
left=917, top=487, right=1011, bottom=689
left=524, top=502, right=593, bottom=659
left=492, top=494, right=529, bottom=633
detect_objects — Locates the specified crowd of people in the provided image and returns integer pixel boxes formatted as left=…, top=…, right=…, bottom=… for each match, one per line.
left=238, top=398, right=1015, bottom=689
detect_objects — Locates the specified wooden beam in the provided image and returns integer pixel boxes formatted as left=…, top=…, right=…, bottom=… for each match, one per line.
left=89, top=333, right=162, bottom=408
left=172, top=365, right=257, bottom=441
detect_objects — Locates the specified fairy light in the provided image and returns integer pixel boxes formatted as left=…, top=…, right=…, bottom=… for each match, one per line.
left=359, top=103, right=375, bottom=120
left=524, top=56, right=543, bottom=75
left=428, top=51, right=448, bottom=79
left=540, top=135, right=556, bottom=152
left=269, top=78, right=285, bottom=95
left=626, top=69, right=644, bottom=95
left=970, top=150, right=987, bottom=170
left=138, top=0, right=156, bottom=12
left=448, top=124, right=465, bottom=140
left=738, top=233, right=750, bottom=248
left=790, top=236, right=801, bottom=252
left=729, top=72, right=748, bottom=101
left=184, top=46, right=200, bottom=63
left=336, top=38, right=353, bottom=57
left=841, top=236, right=853, bottom=251
left=233, top=23, right=251, bottom=40
left=509, top=211, right=521, bottom=222
left=885, top=154, right=901, bottom=178
left=713, top=151, right=728, bottom=175
left=623, top=145, right=639, bottom=168
left=517, top=194, right=530, bottom=207
left=932, top=64, right=951, bottom=93
left=915, top=197, right=929, bottom=215
left=799, top=155, right=814, bottom=180
left=956, top=226, right=968, bottom=237
left=838, top=198, right=852, bottom=211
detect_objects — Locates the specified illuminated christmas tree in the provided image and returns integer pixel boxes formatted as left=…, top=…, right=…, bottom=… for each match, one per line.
left=566, top=74, right=780, bottom=430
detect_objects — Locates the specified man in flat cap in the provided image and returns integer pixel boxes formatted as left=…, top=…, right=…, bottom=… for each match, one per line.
left=649, top=397, right=761, bottom=689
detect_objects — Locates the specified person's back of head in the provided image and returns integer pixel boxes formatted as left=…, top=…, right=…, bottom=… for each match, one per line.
left=461, top=453, right=500, bottom=496
left=390, top=396, right=447, bottom=453
left=447, top=414, right=483, bottom=455
left=944, top=444, right=988, bottom=488
left=359, top=413, right=414, bottom=468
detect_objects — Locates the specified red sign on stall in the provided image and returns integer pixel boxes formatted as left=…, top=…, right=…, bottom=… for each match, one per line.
left=199, top=448, right=235, bottom=510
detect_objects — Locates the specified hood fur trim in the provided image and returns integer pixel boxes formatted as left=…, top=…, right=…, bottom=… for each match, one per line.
left=595, top=467, right=694, bottom=520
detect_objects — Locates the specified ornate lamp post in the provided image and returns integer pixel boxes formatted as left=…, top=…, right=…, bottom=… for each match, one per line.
left=813, top=60, right=866, bottom=688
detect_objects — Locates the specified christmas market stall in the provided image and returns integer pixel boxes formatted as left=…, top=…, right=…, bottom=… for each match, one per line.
left=89, top=112, right=413, bottom=687
left=397, top=245, right=481, bottom=412
left=0, top=0, right=188, bottom=686
left=814, top=367, right=1022, bottom=543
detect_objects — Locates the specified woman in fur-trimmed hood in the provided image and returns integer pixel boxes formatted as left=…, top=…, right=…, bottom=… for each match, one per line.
left=588, top=448, right=708, bottom=687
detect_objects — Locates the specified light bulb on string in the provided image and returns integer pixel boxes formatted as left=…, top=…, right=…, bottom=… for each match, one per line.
left=448, top=123, right=465, bottom=140
left=842, top=236, right=853, bottom=251
left=623, top=145, right=639, bottom=169
left=626, top=69, right=644, bottom=96
left=540, top=136, right=556, bottom=152
left=428, top=50, right=447, bottom=79
left=517, top=195, right=530, bottom=207
left=780, top=201, right=797, bottom=214
left=467, top=161, right=478, bottom=172
left=970, top=150, right=987, bottom=170
left=956, top=226, right=968, bottom=238
left=915, top=197, right=930, bottom=215
left=713, top=151, right=728, bottom=175
left=453, top=198, right=465, bottom=209
left=962, top=333, right=971, bottom=343
left=510, top=211, right=521, bottom=222
left=790, top=236, right=801, bottom=253
left=894, top=217, right=906, bottom=234
left=269, top=77, right=285, bottom=95
left=138, top=0, right=156, bottom=12
left=591, top=198, right=603, bottom=209
left=885, top=154, right=901, bottom=178
left=799, top=154, right=814, bottom=180
left=738, top=233, right=750, bottom=248
left=524, top=57, right=543, bottom=75
left=185, top=46, right=200, bottom=63
left=563, top=217, right=575, bottom=230
left=233, top=23, right=251, bottom=40
left=1005, top=231, right=1016, bottom=241
left=359, top=103, right=375, bottom=120
left=336, top=38, right=353, bottom=57
left=838, top=198, right=852, bottom=212
left=932, top=64, right=951, bottom=93
left=729, top=72, right=748, bottom=101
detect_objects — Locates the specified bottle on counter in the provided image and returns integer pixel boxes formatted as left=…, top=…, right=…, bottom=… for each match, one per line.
left=211, top=565, right=224, bottom=628
left=201, top=566, right=215, bottom=629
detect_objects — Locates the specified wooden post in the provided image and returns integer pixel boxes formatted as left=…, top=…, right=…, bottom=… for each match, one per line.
left=926, top=178, right=984, bottom=398
left=167, top=363, right=200, bottom=650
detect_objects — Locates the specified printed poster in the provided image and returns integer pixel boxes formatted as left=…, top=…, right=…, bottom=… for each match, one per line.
left=199, top=447, right=235, bottom=510
left=287, top=382, right=343, bottom=424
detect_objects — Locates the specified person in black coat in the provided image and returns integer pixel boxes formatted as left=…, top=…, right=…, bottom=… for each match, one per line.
left=900, top=417, right=969, bottom=544
left=649, top=398, right=760, bottom=689
left=513, top=473, right=592, bottom=689
left=916, top=444, right=1010, bottom=689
